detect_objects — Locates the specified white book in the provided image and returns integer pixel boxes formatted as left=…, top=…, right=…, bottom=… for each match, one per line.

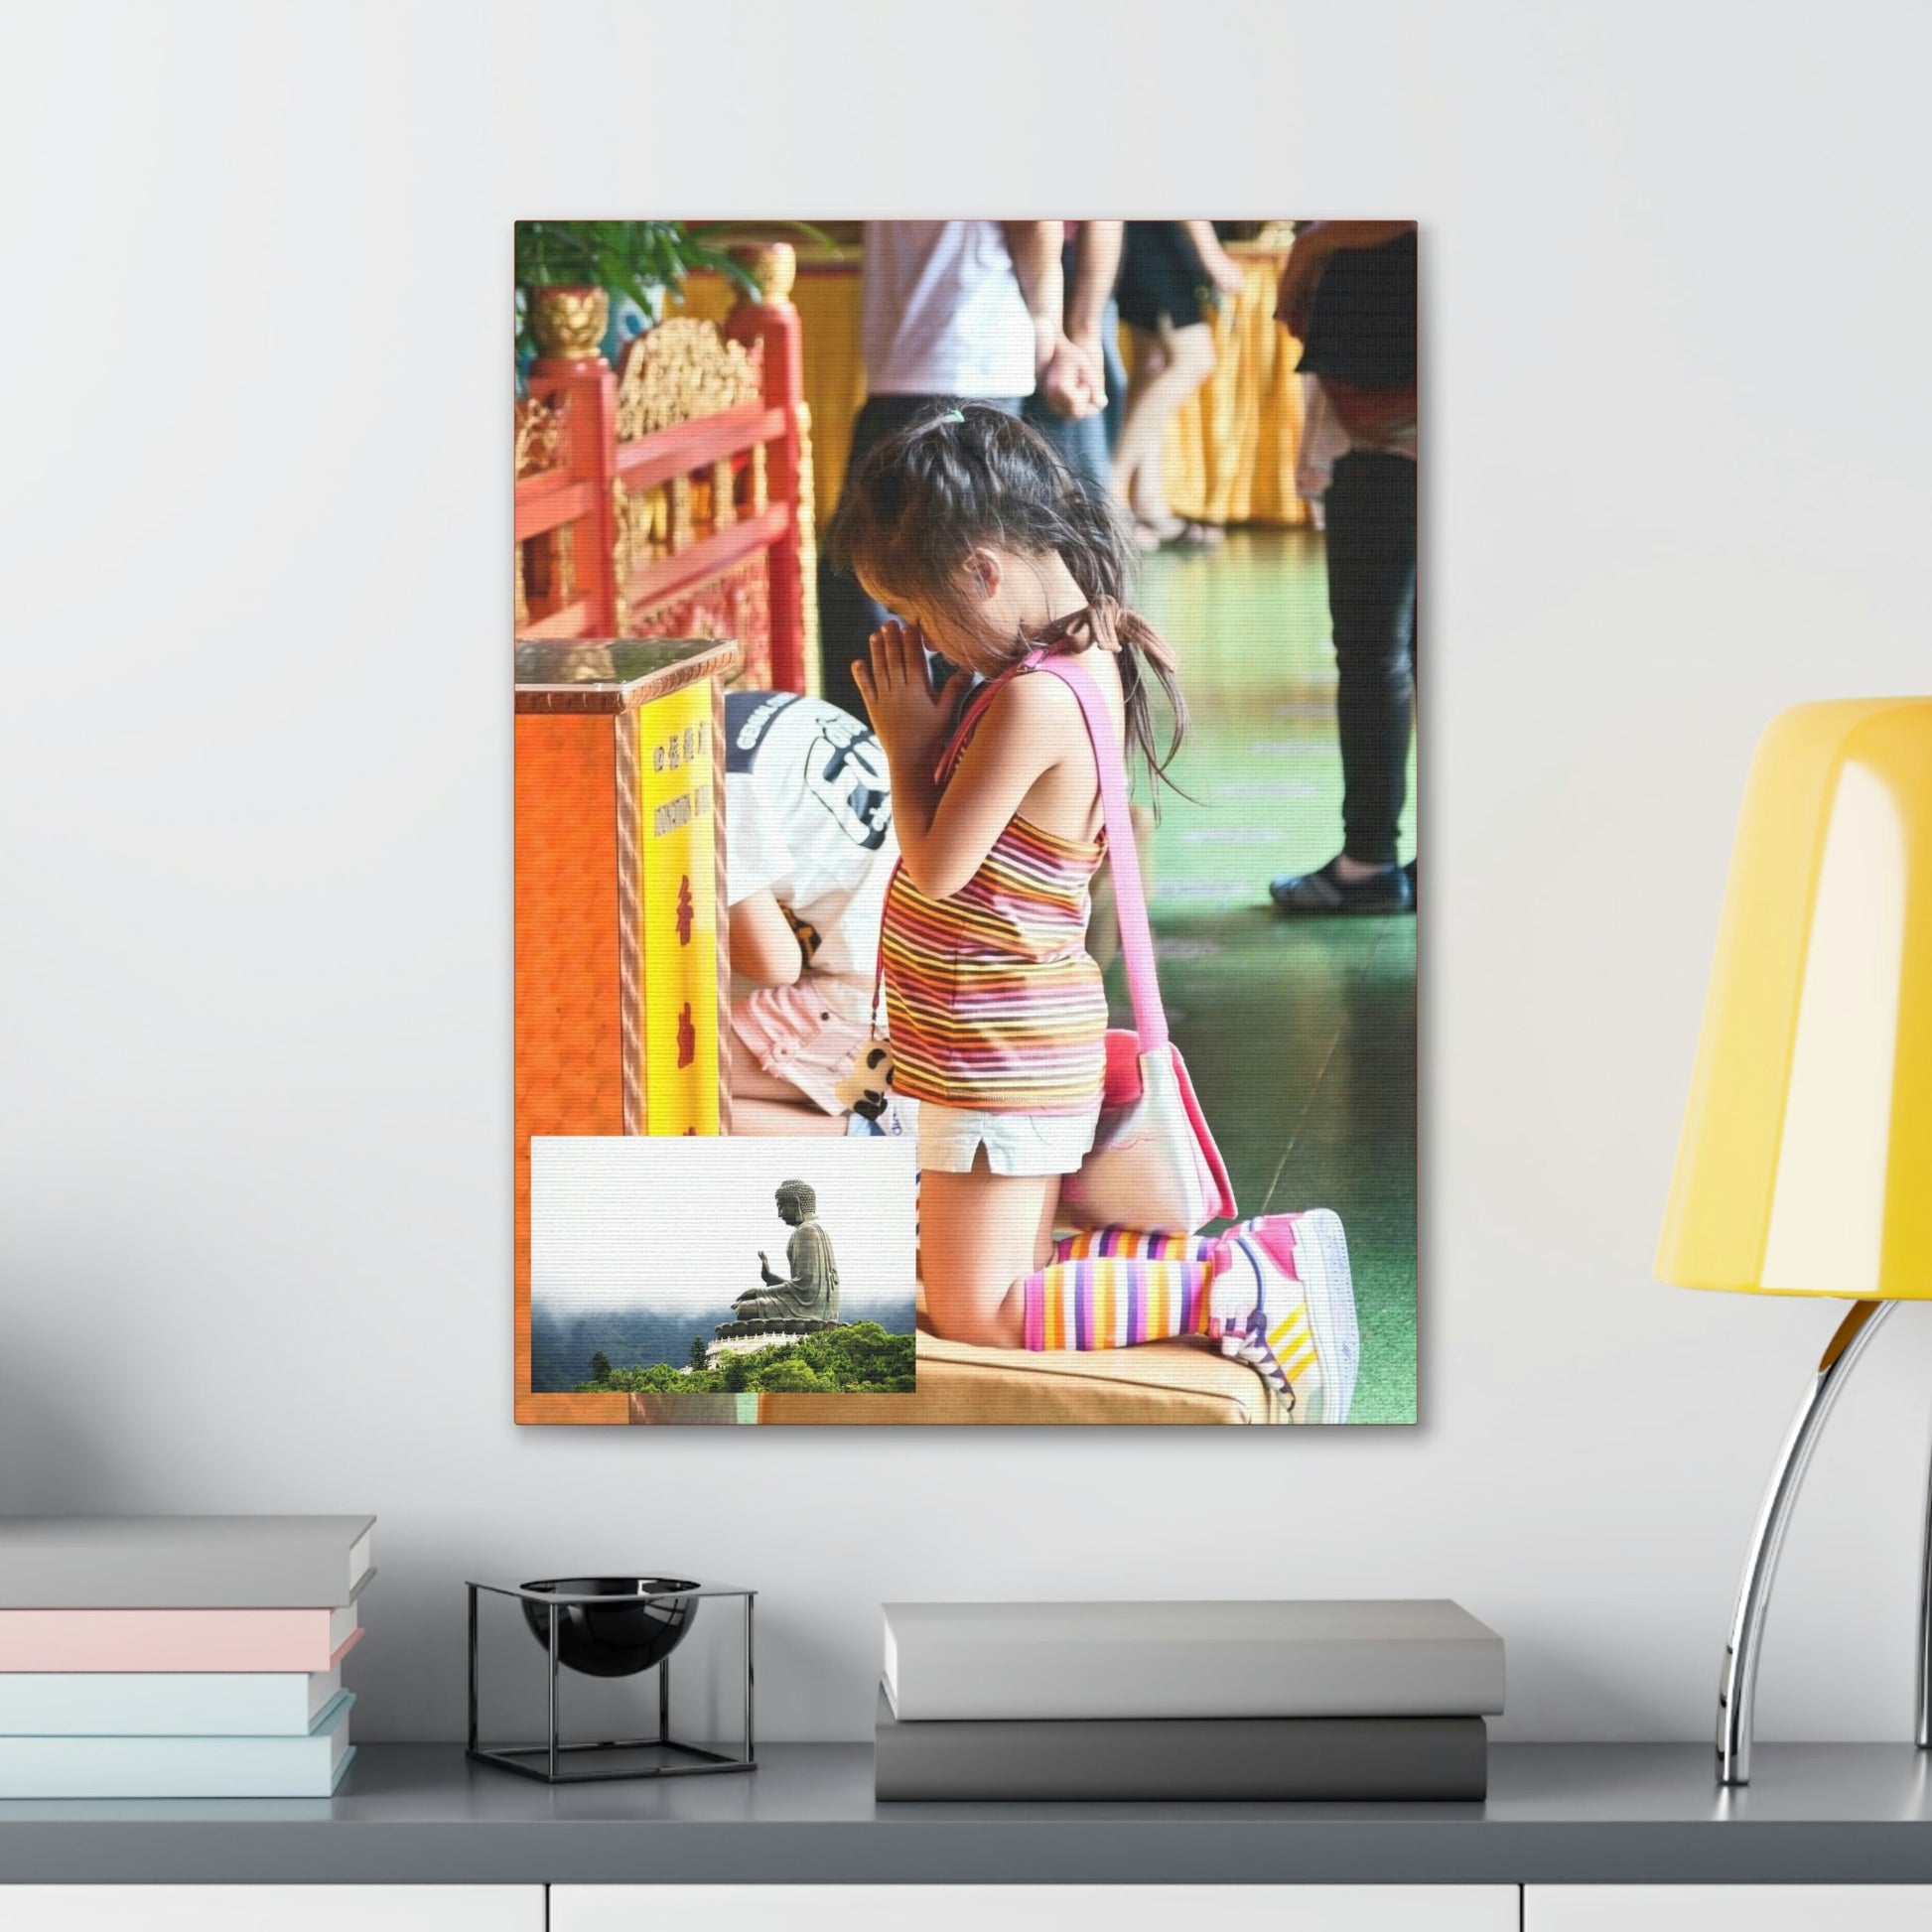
left=0, top=1665, right=343, bottom=1735
left=0, top=1516, right=374, bottom=1608
left=0, top=1692, right=353, bottom=1798
left=881, top=1599, right=1506, bottom=1721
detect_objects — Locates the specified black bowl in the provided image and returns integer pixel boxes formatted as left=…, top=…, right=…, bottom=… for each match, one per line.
left=519, top=1577, right=701, bottom=1678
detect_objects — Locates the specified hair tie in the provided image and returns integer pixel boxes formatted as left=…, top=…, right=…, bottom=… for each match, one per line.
left=1035, top=599, right=1181, bottom=677
left=937, top=407, right=965, bottom=424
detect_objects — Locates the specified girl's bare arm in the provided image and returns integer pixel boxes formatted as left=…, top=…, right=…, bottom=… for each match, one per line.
left=892, top=676, right=1068, bottom=900
left=729, top=889, right=804, bottom=985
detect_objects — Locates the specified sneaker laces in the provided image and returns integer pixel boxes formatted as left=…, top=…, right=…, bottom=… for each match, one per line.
left=1219, top=1301, right=1297, bottom=1412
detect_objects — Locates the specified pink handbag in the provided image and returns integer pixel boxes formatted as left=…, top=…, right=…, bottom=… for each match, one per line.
left=1032, top=650, right=1237, bottom=1235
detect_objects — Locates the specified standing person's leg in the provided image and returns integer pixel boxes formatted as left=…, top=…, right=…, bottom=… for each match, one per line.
left=1100, top=298, right=1128, bottom=456
left=1331, top=451, right=1417, bottom=869
left=1110, top=317, right=1218, bottom=547
left=1271, top=449, right=1418, bottom=912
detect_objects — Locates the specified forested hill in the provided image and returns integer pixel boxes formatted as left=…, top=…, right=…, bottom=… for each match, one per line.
left=531, top=1295, right=916, bottom=1392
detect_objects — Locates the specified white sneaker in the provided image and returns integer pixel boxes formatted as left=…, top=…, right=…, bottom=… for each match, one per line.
left=1219, top=1209, right=1358, bottom=1424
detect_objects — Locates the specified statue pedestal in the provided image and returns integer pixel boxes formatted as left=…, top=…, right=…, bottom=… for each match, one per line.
left=706, top=1317, right=842, bottom=1369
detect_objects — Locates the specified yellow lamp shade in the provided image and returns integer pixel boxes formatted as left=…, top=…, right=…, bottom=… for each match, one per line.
left=1657, top=698, right=1932, bottom=1299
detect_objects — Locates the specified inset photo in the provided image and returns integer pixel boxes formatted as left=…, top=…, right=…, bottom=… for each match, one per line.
left=530, top=1136, right=918, bottom=1398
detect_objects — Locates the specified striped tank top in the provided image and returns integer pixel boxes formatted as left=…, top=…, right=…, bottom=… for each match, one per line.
left=880, top=659, right=1109, bottom=1115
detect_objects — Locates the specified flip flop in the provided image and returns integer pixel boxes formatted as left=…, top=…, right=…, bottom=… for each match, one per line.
left=1171, top=519, right=1225, bottom=550
left=1138, top=515, right=1225, bottom=552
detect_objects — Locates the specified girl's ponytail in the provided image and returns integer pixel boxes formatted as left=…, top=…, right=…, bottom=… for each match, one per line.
left=1050, top=472, right=1189, bottom=809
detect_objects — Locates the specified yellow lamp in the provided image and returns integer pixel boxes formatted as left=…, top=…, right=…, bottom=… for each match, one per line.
left=1656, top=697, right=1932, bottom=1784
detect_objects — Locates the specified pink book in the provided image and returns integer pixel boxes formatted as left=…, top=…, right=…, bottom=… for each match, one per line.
left=0, top=1603, right=362, bottom=1673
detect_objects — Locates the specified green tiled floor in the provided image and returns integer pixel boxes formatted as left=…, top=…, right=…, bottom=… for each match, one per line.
left=1114, top=529, right=1418, bottom=1425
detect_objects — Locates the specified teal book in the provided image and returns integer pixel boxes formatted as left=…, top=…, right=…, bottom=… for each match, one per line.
left=0, top=1665, right=345, bottom=1736
left=0, top=1691, right=354, bottom=1797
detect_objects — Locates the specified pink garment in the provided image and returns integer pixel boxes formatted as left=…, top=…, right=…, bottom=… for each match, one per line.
left=732, top=981, right=873, bottom=1115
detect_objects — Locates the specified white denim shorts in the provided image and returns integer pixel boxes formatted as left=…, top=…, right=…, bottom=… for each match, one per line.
left=916, top=1101, right=1103, bottom=1177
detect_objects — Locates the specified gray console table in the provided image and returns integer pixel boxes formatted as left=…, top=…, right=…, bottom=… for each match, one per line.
left=2, top=1742, right=1931, bottom=1886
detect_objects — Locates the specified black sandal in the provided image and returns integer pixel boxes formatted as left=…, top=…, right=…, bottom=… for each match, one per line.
left=1270, top=856, right=1415, bottom=915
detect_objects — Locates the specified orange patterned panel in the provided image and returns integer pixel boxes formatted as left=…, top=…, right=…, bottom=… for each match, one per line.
left=514, top=712, right=627, bottom=1424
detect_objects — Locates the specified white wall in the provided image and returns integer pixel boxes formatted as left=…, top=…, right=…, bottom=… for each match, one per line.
left=3, top=0, right=1929, bottom=1745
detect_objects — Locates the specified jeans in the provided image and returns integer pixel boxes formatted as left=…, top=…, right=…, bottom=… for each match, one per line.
left=816, top=392, right=1022, bottom=721
left=1023, top=389, right=1109, bottom=490
left=1101, top=306, right=1127, bottom=455
left=1325, top=450, right=1418, bottom=869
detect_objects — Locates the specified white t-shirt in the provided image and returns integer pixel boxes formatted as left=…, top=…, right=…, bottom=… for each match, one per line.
left=724, top=691, right=899, bottom=1019
left=862, top=221, right=1036, bottom=399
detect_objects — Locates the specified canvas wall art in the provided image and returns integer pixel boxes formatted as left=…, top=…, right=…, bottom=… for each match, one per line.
left=513, top=218, right=1418, bottom=1424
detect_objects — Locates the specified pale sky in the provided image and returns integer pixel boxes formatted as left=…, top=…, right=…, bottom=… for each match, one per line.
left=530, top=1136, right=918, bottom=1319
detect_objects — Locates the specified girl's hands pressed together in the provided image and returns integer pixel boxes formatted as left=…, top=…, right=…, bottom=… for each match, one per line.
left=853, top=620, right=962, bottom=774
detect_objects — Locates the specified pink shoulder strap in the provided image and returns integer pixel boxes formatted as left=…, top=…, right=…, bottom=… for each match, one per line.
left=1028, top=651, right=1170, bottom=1053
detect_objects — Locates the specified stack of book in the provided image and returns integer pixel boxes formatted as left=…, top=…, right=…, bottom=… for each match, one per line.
left=0, top=1516, right=373, bottom=1798
left=876, top=1599, right=1503, bottom=1801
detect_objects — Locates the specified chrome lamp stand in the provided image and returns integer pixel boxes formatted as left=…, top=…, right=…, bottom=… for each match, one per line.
left=1716, top=1300, right=1927, bottom=1783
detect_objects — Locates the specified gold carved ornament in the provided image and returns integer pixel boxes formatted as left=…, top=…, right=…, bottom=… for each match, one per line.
left=668, top=476, right=694, bottom=553
left=614, top=318, right=764, bottom=443
left=526, top=286, right=609, bottom=362
left=514, top=394, right=565, bottom=479
left=605, top=300, right=773, bottom=633
left=609, top=481, right=660, bottom=636
left=742, top=241, right=796, bottom=305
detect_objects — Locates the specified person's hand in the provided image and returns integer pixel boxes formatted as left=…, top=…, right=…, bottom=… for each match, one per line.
left=1068, top=333, right=1108, bottom=410
left=758, top=1251, right=769, bottom=1266
left=853, top=620, right=963, bottom=772
left=1035, top=335, right=1101, bottom=419
left=1275, top=232, right=1331, bottom=341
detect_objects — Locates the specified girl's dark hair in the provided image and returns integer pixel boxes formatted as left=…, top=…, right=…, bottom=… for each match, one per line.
left=824, top=400, right=1188, bottom=798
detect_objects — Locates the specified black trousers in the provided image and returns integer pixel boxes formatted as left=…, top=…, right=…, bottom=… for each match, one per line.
left=1325, top=450, right=1418, bottom=868
left=815, top=393, right=1022, bottom=721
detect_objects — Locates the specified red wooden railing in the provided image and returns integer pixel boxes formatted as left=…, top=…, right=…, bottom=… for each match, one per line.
left=513, top=246, right=814, bottom=694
